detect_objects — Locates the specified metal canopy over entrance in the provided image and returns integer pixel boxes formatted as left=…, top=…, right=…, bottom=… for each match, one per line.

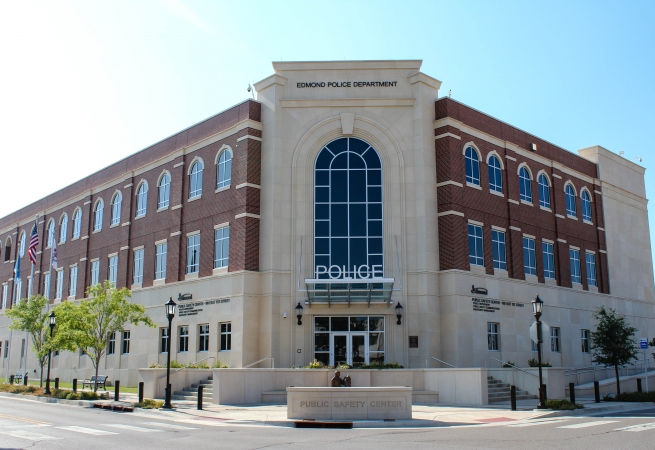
left=304, top=278, right=394, bottom=307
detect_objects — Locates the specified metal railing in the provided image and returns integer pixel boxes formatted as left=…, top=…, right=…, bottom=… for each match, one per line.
left=564, top=358, right=654, bottom=386
left=157, top=356, right=216, bottom=379
left=425, top=357, right=457, bottom=368
left=244, top=357, right=274, bottom=368
left=489, top=357, right=538, bottom=377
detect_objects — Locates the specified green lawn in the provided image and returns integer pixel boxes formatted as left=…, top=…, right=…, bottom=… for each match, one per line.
left=0, top=378, right=138, bottom=393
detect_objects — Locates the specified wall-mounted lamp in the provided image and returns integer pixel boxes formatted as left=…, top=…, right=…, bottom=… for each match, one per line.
left=395, top=302, right=403, bottom=325
left=283, top=312, right=287, bottom=319
left=295, top=302, right=304, bottom=325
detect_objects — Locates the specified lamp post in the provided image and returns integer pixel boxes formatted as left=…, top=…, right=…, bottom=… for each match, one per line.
left=44, top=312, right=56, bottom=395
left=295, top=302, right=303, bottom=326
left=163, top=297, right=176, bottom=409
left=395, top=302, right=403, bottom=325
left=532, top=295, right=546, bottom=409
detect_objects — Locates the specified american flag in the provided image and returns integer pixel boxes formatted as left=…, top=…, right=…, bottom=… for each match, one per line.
left=28, top=222, right=39, bottom=265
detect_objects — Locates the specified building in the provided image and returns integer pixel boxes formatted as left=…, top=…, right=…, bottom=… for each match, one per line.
left=1, top=60, right=653, bottom=387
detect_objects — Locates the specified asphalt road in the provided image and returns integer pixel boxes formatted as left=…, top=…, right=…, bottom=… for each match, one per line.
left=1, top=396, right=654, bottom=450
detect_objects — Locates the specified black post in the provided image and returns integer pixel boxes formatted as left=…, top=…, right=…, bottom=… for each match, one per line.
left=54, top=378, right=59, bottom=390
left=24, top=375, right=28, bottom=386
left=45, top=320, right=54, bottom=394
left=163, top=314, right=173, bottom=409
left=594, top=381, right=600, bottom=403
left=569, top=382, right=575, bottom=404
left=9, top=375, right=14, bottom=384
left=637, top=378, right=642, bottom=393
left=72, top=378, right=77, bottom=392
left=510, top=385, right=517, bottom=411
left=114, top=380, right=120, bottom=401
left=541, top=384, right=547, bottom=402
left=198, top=385, right=203, bottom=410
left=138, top=381, right=144, bottom=403
left=535, top=319, right=546, bottom=408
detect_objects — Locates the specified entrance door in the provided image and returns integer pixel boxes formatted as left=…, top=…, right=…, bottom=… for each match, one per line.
left=331, top=333, right=348, bottom=367
left=350, top=333, right=367, bottom=367
left=330, top=332, right=369, bottom=366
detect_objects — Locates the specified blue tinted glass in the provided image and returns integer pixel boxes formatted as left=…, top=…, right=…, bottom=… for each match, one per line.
left=316, top=170, right=329, bottom=186
left=368, top=170, right=381, bottom=186
left=331, top=171, right=347, bottom=201
left=349, top=204, right=367, bottom=236
left=368, top=204, right=382, bottom=220
left=331, top=205, right=348, bottom=236
left=315, top=256, right=329, bottom=278
left=349, top=153, right=366, bottom=169
left=315, top=187, right=329, bottom=203
left=316, top=204, right=329, bottom=220
left=368, top=220, right=382, bottom=236
left=331, top=238, right=348, bottom=267
left=368, top=254, right=383, bottom=268
left=315, top=221, right=329, bottom=237
left=316, top=149, right=333, bottom=169
left=327, top=138, right=347, bottom=155
left=368, top=238, right=383, bottom=254
left=349, top=171, right=366, bottom=202
left=362, top=148, right=381, bottom=168
left=367, top=187, right=382, bottom=202
left=315, top=238, right=329, bottom=255
left=331, top=153, right=348, bottom=169
left=350, top=238, right=367, bottom=268
left=349, top=138, right=370, bottom=155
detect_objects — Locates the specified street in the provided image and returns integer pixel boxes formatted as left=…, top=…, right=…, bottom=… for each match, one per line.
left=0, top=396, right=654, bottom=449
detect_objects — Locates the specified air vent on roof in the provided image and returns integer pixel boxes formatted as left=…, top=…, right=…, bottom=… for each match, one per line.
left=530, top=143, right=537, bottom=152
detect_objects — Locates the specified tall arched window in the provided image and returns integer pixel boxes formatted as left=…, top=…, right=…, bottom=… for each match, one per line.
left=94, top=199, right=104, bottom=231
left=581, top=190, right=592, bottom=221
left=314, top=137, right=382, bottom=279
left=4, top=237, right=12, bottom=262
left=488, top=155, right=502, bottom=193
left=59, top=214, right=68, bottom=243
left=136, top=183, right=148, bottom=216
left=47, top=220, right=55, bottom=247
left=18, top=231, right=26, bottom=257
left=538, top=173, right=551, bottom=209
left=158, top=173, right=170, bottom=209
left=216, top=150, right=232, bottom=189
left=464, top=146, right=480, bottom=185
left=565, top=183, right=577, bottom=217
left=189, top=161, right=203, bottom=198
left=72, top=208, right=82, bottom=238
left=111, top=192, right=122, bottom=226
left=519, top=166, right=532, bottom=202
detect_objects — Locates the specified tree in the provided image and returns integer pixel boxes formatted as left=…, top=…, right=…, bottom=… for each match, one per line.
left=590, top=306, right=639, bottom=395
left=53, top=281, right=155, bottom=391
left=5, top=295, right=57, bottom=387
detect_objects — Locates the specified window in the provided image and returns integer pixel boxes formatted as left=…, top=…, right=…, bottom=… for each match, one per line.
left=519, top=166, right=532, bottom=202
left=91, top=260, right=100, bottom=286
left=464, top=146, right=480, bottom=185
left=468, top=224, right=484, bottom=266
left=532, top=339, right=538, bottom=352
left=0, top=341, right=2, bottom=359
left=43, top=273, right=50, bottom=299
left=47, top=221, right=55, bottom=247
left=179, top=326, right=189, bottom=352
left=216, top=150, right=232, bottom=189
left=108, top=255, right=118, bottom=285
left=55, top=270, right=64, bottom=299
left=214, top=227, right=229, bottom=269
left=155, top=243, right=167, bottom=280
left=551, top=327, right=560, bottom=352
left=3, top=340, right=7, bottom=358
left=122, top=331, right=130, bottom=354
left=199, top=324, right=209, bottom=352
left=93, top=199, right=103, bottom=231
left=161, top=328, right=169, bottom=353
left=2, top=284, right=7, bottom=309
left=581, top=329, right=590, bottom=353
left=111, top=192, right=122, bottom=226
left=187, top=234, right=200, bottom=274
left=73, top=208, right=82, bottom=238
left=523, top=237, right=536, bottom=276
left=581, top=190, right=592, bottom=222
left=565, top=184, right=577, bottom=217
left=538, top=173, right=551, bottom=208
left=15, top=278, right=22, bottom=301
left=133, top=249, right=144, bottom=284
left=570, top=249, right=581, bottom=284
left=487, top=323, right=499, bottom=351
left=19, top=231, right=26, bottom=257
left=189, top=161, right=203, bottom=198
left=314, top=137, right=383, bottom=279
left=488, top=155, right=502, bottom=193
left=59, top=214, right=68, bottom=243
left=136, top=183, right=148, bottom=217
left=542, top=242, right=555, bottom=279
left=4, top=237, right=11, bottom=262
left=491, top=229, right=506, bottom=270
left=69, top=266, right=78, bottom=297
left=158, top=173, right=170, bottom=209
left=108, top=332, right=115, bottom=355
left=220, top=322, right=231, bottom=351
left=586, top=252, right=597, bottom=287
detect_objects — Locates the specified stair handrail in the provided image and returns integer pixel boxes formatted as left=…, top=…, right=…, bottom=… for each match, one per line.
left=156, top=356, right=217, bottom=379
left=564, top=358, right=654, bottom=385
left=244, top=357, right=274, bottom=368
left=425, top=357, right=457, bottom=368
left=489, top=357, right=538, bottom=378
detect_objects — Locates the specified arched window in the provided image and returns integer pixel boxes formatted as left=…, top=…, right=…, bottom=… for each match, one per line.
left=565, top=183, right=577, bottom=217
left=136, top=183, right=148, bottom=216
left=72, top=208, right=82, bottom=238
left=189, top=161, right=203, bottom=198
left=538, top=173, right=551, bottom=209
left=59, top=214, right=68, bottom=243
left=488, top=155, right=502, bottom=193
left=581, top=190, right=592, bottom=222
left=47, top=220, right=55, bottom=247
left=464, top=146, right=480, bottom=185
left=216, top=150, right=232, bottom=189
left=519, top=166, right=532, bottom=202
left=4, top=237, right=12, bottom=262
left=93, top=199, right=104, bottom=231
left=111, top=192, right=122, bottom=226
left=314, top=137, right=382, bottom=279
left=158, top=173, right=170, bottom=209
left=18, top=231, right=26, bottom=257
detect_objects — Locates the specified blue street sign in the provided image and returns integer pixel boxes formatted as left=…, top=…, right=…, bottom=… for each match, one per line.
left=640, top=338, right=648, bottom=349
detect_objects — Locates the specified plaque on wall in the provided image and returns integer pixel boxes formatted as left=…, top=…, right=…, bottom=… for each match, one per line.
left=409, top=336, right=418, bottom=348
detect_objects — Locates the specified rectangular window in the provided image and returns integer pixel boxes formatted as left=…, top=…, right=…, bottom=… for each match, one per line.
left=0, top=341, right=2, bottom=359
left=179, top=326, right=189, bottom=352
left=155, top=243, right=167, bottom=280
left=487, top=322, right=499, bottom=351
left=55, top=270, right=64, bottom=300
left=161, top=328, right=169, bottom=353
left=108, top=255, right=118, bottom=285
left=3, top=340, right=7, bottom=358
left=43, top=273, right=50, bottom=300
left=523, top=237, right=536, bottom=276
left=3, top=284, right=9, bottom=308
left=542, top=242, right=555, bottom=279
left=532, top=340, right=538, bottom=352
left=91, top=260, right=100, bottom=286
left=214, top=226, right=230, bottom=269
left=468, top=224, right=484, bottom=267
left=586, top=252, right=597, bottom=287
left=570, top=249, right=581, bottom=284
left=16, top=278, right=22, bottom=301
left=187, top=234, right=200, bottom=274
left=21, top=339, right=25, bottom=358
left=69, top=266, right=78, bottom=297
left=199, top=324, right=209, bottom=352
left=491, top=230, right=506, bottom=270
left=133, top=248, right=144, bottom=284
left=581, top=329, right=590, bottom=353
left=122, top=331, right=130, bottom=354
left=108, top=332, right=115, bottom=355
left=551, top=327, right=561, bottom=352
left=220, top=322, right=232, bottom=351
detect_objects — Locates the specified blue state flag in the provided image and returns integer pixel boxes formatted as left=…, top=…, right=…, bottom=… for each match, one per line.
left=13, top=252, right=20, bottom=280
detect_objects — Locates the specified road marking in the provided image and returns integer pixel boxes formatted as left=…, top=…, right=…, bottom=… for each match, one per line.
left=0, top=412, right=51, bottom=425
left=57, top=426, right=119, bottom=435
left=614, top=422, right=655, bottom=432
left=507, top=419, right=569, bottom=427
left=0, top=430, right=61, bottom=441
left=558, top=420, right=619, bottom=429
left=140, top=422, right=198, bottom=430
left=104, top=424, right=162, bottom=432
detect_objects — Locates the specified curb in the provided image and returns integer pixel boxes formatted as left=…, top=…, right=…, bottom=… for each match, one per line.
left=0, top=391, right=96, bottom=408
left=536, top=402, right=655, bottom=418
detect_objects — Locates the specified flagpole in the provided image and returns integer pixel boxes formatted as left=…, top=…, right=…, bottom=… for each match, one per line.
left=46, top=221, right=55, bottom=314
left=22, top=215, right=38, bottom=382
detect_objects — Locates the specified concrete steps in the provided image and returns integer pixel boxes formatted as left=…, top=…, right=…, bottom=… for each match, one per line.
left=171, top=377, right=213, bottom=401
left=487, top=376, right=536, bottom=403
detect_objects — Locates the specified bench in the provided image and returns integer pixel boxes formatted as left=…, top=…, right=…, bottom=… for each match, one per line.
left=13, top=371, right=23, bottom=384
left=82, top=375, right=108, bottom=391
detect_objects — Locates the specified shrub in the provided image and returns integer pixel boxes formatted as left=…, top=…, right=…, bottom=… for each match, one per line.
left=613, top=391, right=655, bottom=402
left=337, top=364, right=352, bottom=370
left=136, top=398, right=164, bottom=409
left=304, top=359, right=325, bottom=369
left=527, top=358, right=552, bottom=367
left=502, top=361, right=516, bottom=368
left=148, top=363, right=163, bottom=368
left=546, top=399, right=584, bottom=410
left=212, top=360, right=228, bottom=368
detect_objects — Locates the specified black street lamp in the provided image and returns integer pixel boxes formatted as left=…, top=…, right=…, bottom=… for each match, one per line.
left=44, top=312, right=56, bottom=395
left=395, top=302, right=403, bottom=325
left=163, top=297, right=176, bottom=409
left=532, top=295, right=547, bottom=409
left=295, top=302, right=303, bottom=326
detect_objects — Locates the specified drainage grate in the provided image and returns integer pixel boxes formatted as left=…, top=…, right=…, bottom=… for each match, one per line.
left=294, top=421, right=353, bottom=429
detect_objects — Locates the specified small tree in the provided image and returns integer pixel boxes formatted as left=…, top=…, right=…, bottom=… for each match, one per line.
left=590, top=306, right=639, bottom=395
left=53, top=281, right=155, bottom=391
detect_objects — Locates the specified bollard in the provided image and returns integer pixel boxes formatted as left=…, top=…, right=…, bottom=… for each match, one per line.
left=72, top=378, right=77, bottom=392
left=637, top=378, right=642, bottom=393
left=9, top=375, right=14, bottom=384
left=569, top=382, right=576, bottom=405
left=198, top=385, right=203, bottom=410
left=594, top=381, right=600, bottom=403
left=510, top=385, right=517, bottom=411
left=24, top=375, right=28, bottom=386
left=138, top=381, right=144, bottom=403
left=541, top=384, right=547, bottom=402
left=55, top=378, right=59, bottom=390
left=114, top=380, right=120, bottom=401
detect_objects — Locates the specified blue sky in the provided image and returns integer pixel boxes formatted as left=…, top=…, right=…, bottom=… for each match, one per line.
left=1, top=0, right=654, bottom=258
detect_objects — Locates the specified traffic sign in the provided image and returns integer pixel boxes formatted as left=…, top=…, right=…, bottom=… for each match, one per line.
left=640, top=338, right=649, bottom=349
left=530, top=321, right=550, bottom=345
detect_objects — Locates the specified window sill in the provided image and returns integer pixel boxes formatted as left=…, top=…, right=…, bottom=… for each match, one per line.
left=92, top=229, right=102, bottom=234
left=59, top=240, right=66, bottom=245
left=72, top=236, right=80, bottom=241
left=469, top=265, right=486, bottom=275
left=157, top=206, right=169, bottom=213
left=489, top=189, right=504, bottom=197
left=215, top=185, right=230, bottom=193
left=520, top=199, right=533, bottom=206
left=583, top=219, right=593, bottom=225
left=494, top=268, right=508, bottom=278
left=185, top=272, right=199, bottom=280
left=524, top=274, right=538, bottom=283
left=188, top=195, right=202, bottom=202
left=539, top=205, right=552, bottom=212
left=67, top=295, right=76, bottom=301
left=544, top=278, right=557, bottom=286
left=571, top=282, right=583, bottom=291
left=110, top=223, right=120, bottom=228
left=588, top=285, right=598, bottom=293
left=153, top=278, right=166, bottom=286
left=218, top=349, right=231, bottom=353
left=567, top=215, right=578, bottom=220
left=132, top=283, right=142, bottom=290
left=466, top=182, right=482, bottom=190
left=213, top=267, right=228, bottom=275
left=134, top=215, right=146, bottom=220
